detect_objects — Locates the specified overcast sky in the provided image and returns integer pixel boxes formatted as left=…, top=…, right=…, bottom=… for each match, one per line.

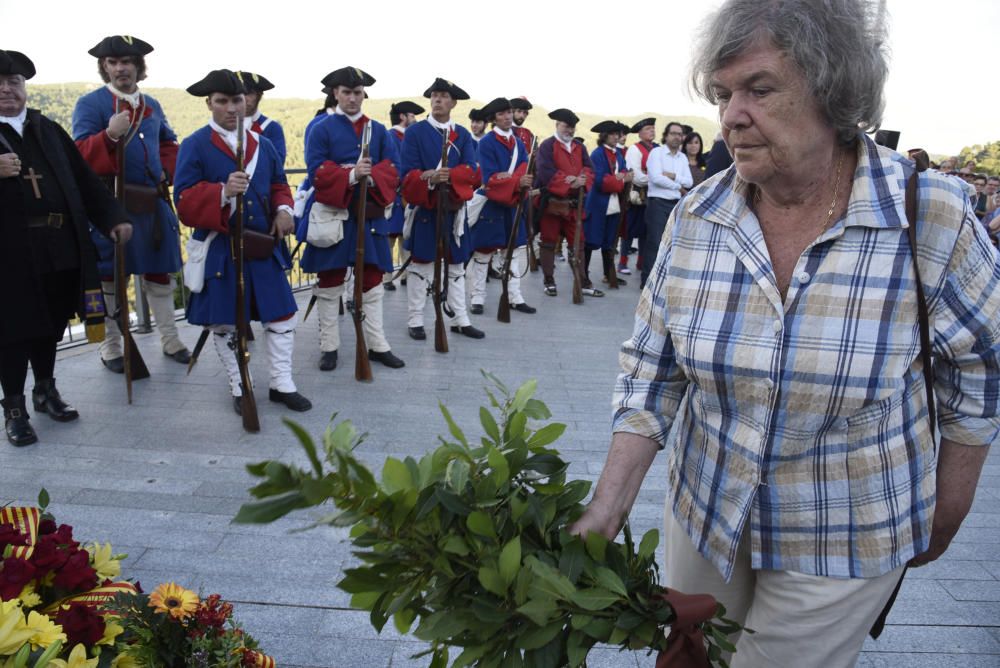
left=3, top=0, right=996, bottom=155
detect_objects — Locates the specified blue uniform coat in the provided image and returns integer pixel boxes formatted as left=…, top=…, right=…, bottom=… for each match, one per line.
left=584, top=145, right=626, bottom=250
left=471, top=131, right=528, bottom=251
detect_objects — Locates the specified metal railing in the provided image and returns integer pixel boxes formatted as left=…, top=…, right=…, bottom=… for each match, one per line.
left=59, top=169, right=313, bottom=349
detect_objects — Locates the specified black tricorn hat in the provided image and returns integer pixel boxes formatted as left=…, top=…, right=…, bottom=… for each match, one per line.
left=423, top=77, right=470, bottom=101
left=616, top=121, right=631, bottom=135
left=390, top=100, right=424, bottom=116
left=630, top=117, right=656, bottom=133
left=591, top=120, right=620, bottom=134
left=468, top=108, right=485, bottom=122
left=510, top=97, right=532, bottom=110
left=88, top=35, right=154, bottom=58
left=0, top=50, right=35, bottom=79
left=480, top=97, right=512, bottom=118
left=236, top=71, right=274, bottom=93
left=321, top=66, right=376, bottom=90
left=186, top=69, right=246, bottom=97
left=548, top=108, right=579, bottom=126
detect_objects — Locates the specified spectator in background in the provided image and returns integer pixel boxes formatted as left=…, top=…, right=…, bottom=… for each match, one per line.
left=682, top=130, right=706, bottom=190
left=972, top=174, right=988, bottom=220
left=704, top=131, right=733, bottom=177
left=986, top=176, right=999, bottom=215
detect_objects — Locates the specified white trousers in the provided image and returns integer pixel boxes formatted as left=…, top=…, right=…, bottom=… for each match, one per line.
left=211, top=314, right=298, bottom=395
left=663, top=510, right=903, bottom=668
left=406, top=263, right=470, bottom=328
left=469, top=248, right=527, bottom=306
left=99, top=278, right=185, bottom=360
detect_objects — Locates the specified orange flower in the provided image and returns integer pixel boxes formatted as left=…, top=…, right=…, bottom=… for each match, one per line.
left=148, top=583, right=199, bottom=620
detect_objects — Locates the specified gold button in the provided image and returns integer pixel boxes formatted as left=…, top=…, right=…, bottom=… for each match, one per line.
left=215, top=272, right=221, bottom=277
left=248, top=216, right=254, bottom=221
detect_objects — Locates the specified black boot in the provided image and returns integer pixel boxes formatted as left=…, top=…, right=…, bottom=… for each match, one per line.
left=32, top=378, right=79, bottom=422
left=3, top=396, right=38, bottom=447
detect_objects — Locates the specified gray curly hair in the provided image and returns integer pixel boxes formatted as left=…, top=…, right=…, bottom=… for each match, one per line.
left=690, top=0, right=890, bottom=144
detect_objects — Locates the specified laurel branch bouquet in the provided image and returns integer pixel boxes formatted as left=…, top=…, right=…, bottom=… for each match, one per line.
left=0, top=492, right=274, bottom=668
left=235, top=373, right=741, bottom=667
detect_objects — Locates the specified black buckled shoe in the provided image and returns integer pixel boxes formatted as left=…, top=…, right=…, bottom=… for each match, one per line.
left=384, top=282, right=397, bottom=291
left=369, top=350, right=405, bottom=369
left=31, top=379, right=79, bottom=423
left=319, top=351, right=338, bottom=371
left=164, top=348, right=192, bottom=364
left=469, top=304, right=484, bottom=315
left=102, top=356, right=125, bottom=374
left=408, top=326, right=426, bottom=340
left=544, top=284, right=557, bottom=297
left=269, top=389, right=313, bottom=412
left=3, top=396, right=37, bottom=447
left=450, top=325, right=486, bottom=339
left=512, top=303, right=537, bottom=314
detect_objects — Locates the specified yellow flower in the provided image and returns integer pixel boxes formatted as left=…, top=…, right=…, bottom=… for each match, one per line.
left=85, top=543, right=121, bottom=580
left=0, top=599, right=33, bottom=654
left=25, top=610, right=65, bottom=650
left=109, top=655, right=142, bottom=668
left=47, top=643, right=98, bottom=668
left=16, top=582, right=42, bottom=609
left=148, top=583, right=199, bottom=620
left=97, top=616, right=123, bottom=647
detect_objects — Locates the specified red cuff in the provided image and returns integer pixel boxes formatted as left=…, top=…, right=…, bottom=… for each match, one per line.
left=176, top=182, right=229, bottom=233
left=402, top=169, right=435, bottom=209
left=548, top=170, right=572, bottom=198
left=160, top=142, right=179, bottom=183
left=486, top=163, right=526, bottom=207
left=269, top=182, right=294, bottom=216
left=369, top=159, right=399, bottom=207
left=449, top=164, right=481, bottom=203
left=314, top=161, right=354, bottom=209
left=582, top=168, right=595, bottom=192
left=75, top=132, right=118, bottom=176
left=602, top=173, right=625, bottom=194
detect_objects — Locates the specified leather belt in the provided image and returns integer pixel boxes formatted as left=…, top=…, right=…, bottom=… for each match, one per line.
left=27, top=213, right=65, bottom=229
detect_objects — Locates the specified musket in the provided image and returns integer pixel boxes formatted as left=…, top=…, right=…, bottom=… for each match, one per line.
left=571, top=186, right=585, bottom=305
left=606, top=172, right=625, bottom=291
left=352, top=123, right=374, bottom=382
left=112, top=98, right=150, bottom=403
left=497, top=137, right=538, bottom=323
left=186, top=328, right=210, bottom=375
left=432, top=127, right=450, bottom=353
left=232, top=115, right=260, bottom=432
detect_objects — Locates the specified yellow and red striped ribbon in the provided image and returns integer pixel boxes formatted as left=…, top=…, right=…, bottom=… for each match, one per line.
left=239, top=649, right=276, bottom=668
left=40, top=581, right=139, bottom=616
left=0, top=505, right=40, bottom=559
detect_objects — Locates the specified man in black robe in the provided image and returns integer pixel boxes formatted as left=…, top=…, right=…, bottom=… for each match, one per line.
left=0, top=50, right=131, bottom=446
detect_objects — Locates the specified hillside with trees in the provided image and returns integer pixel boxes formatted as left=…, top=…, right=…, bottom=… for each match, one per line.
left=958, top=141, right=1000, bottom=175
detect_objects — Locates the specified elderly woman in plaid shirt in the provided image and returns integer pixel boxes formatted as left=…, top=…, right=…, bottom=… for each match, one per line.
left=573, top=0, right=1000, bottom=665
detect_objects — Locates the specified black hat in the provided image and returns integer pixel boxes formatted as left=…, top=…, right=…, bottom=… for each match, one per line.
left=616, top=121, right=631, bottom=135
left=321, top=67, right=376, bottom=90
left=88, top=35, right=154, bottom=58
left=591, top=120, right=620, bottom=134
left=480, top=97, right=512, bottom=119
left=510, top=97, right=532, bottom=111
left=630, top=118, right=656, bottom=133
left=422, top=77, right=470, bottom=101
left=0, top=50, right=35, bottom=79
left=237, top=71, right=274, bottom=93
left=186, top=69, right=246, bottom=97
left=468, top=108, right=485, bottom=122
left=548, top=108, right=579, bottom=126
left=390, top=101, right=424, bottom=116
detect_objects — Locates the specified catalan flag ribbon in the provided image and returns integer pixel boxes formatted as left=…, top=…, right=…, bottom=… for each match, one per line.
left=239, top=649, right=276, bottom=668
left=41, top=581, right=139, bottom=616
left=0, top=505, right=41, bottom=559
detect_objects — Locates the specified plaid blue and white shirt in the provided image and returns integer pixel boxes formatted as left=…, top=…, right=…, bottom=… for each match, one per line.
left=613, top=135, right=1000, bottom=581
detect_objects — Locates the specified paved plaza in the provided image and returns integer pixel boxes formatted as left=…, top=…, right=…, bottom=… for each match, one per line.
left=1, top=258, right=998, bottom=667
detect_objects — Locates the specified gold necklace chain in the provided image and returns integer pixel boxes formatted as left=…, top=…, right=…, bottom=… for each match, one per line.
left=752, top=148, right=847, bottom=232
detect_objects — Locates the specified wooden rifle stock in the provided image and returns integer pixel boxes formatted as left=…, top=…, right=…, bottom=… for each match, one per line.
left=352, top=123, right=373, bottom=382
left=497, top=137, right=538, bottom=323
left=571, top=187, right=585, bottom=304
left=232, top=116, right=260, bottom=432
left=112, top=99, right=150, bottom=404
left=432, top=128, right=449, bottom=353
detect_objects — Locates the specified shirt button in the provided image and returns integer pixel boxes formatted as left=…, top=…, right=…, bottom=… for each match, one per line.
left=798, top=271, right=811, bottom=284
left=772, top=319, right=783, bottom=333
left=763, top=378, right=775, bottom=390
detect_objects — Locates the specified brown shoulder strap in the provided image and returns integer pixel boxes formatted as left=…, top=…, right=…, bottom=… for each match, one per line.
left=904, top=163, right=936, bottom=438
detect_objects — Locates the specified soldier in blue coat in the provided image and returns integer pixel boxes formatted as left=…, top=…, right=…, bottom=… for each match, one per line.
left=297, top=66, right=404, bottom=372
left=174, top=69, right=311, bottom=414
left=383, top=100, right=423, bottom=291
left=238, top=71, right=287, bottom=166
left=584, top=120, right=632, bottom=291
left=468, top=97, right=535, bottom=316
left=400, top=78, right=483, bottom=342
left=73, top=35, right=190, bottom=372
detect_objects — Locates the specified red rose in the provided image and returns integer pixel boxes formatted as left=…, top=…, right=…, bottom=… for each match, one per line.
left=0, top=556, right=37, bottom=599
left=0, top=523, right=28, bottom=551
left=52, top=549, right=97, bottom=592
left=38, top=519, right=57, bottom=535
left=30, top=536, right=70, bottom=575
left=54, top=604, right=106, bottom=647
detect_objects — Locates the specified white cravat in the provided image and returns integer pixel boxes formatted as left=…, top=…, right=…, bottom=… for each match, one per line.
left=105, top=83, right=141, bottom=108
left=391, top=124, right=407, bottom=134
left=334, top=106, right=364, bottom=122
left=553, top=133, right=574, bottom=153
left=493, top=127, right=513, bottom=138
left=0, top=107, right=27, bottom=137
left=427, top=116, right=454, bottom=132
left=208, top=119, right=247, bottom=155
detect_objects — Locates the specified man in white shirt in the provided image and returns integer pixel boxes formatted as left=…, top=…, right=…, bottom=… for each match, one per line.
left=642, top=121, right=691, bottom=287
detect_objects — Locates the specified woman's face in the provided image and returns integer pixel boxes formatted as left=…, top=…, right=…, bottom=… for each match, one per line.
left=685, top=136, right=701, bottom=156
left=711, top=42, right=834, bottom=188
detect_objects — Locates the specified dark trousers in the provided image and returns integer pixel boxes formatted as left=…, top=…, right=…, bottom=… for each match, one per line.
left=640, top=197, right=678, bottom=289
